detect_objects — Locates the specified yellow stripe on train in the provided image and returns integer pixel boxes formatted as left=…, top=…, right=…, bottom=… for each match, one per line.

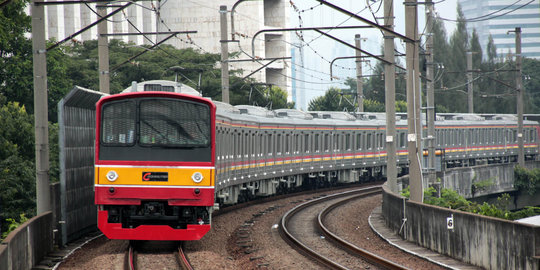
left=95, top=166, right=214, bottom=186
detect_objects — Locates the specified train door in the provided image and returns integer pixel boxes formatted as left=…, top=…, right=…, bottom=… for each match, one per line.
left=275, top=131, right=283, bottom=175
left=303, top=131, right=312, bottom=171
left=266, top=131, right=274, bottom=174
left=284, top=132, right=292, bottom=175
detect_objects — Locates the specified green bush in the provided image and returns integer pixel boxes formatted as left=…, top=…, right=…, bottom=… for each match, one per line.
left=1, top=213, right=28, bottom=239
left=514, top=165, right=540, bottom=195
left=402, top=185, right=538, bottom=221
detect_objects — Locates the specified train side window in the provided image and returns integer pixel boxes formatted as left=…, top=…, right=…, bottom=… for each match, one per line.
left=346, top=133, right=351, bottom=151
left=356, top=133, right=362, bottom=150
left=283, top=134, right=290, bottom=155
left=480, top=129, right=485, bottom=144
left=315, top=134, right=320, bottom=152
left=367, top=133, right=372, bottom=150
left=531, top=129, right=535, bottom=142
left=277, top=133, right=282, bottom=155
left=304, top=133, right=310, bottom=153
left=239, top=131, right=244, bottom=158
left=268, top=133, right=273, bottom=156
left=295, top=134, right=300, bottom=153
left=251, top=133, right=256, bottom=157
left=324, top=134, right=329, bottom=152
left=333, top=133, right=339, bottom=151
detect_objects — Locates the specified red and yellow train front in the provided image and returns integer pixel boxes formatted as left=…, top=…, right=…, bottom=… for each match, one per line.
left=94, top=92, right=216, bottom=241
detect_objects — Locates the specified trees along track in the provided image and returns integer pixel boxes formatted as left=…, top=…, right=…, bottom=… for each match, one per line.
left=279, top=185, right=408, bottom=270
left=125, top=241, right=193, bottom=270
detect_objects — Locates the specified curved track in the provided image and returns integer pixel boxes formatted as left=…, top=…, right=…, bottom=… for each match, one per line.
left=279, top=185, right=407, bottom=269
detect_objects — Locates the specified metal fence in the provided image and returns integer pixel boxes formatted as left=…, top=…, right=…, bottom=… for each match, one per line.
left=58, top=86, right=106, bottom=245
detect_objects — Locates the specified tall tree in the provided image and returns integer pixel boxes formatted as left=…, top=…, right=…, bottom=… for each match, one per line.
left=470, top=29, right=482, bottom=68
left=486, top=34, right=497, bottom=65
left=308, top=87, right=356, bottom=112
left=445, top=4, right=469, bottom=112
left=0, top=0, right=32, bottom=113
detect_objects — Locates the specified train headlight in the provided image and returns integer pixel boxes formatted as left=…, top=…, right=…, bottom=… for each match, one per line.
left=106, top=170, right=118, bottom=182
left=192, top=172, right=203, bottom=183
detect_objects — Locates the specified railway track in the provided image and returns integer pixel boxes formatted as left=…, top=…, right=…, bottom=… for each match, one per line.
left=279, top=185, right=408, bottom=270
left=125, top=241, right=193, bottom=270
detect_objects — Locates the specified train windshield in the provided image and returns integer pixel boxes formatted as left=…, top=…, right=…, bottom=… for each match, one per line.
left=101, top=97, right=210, bottom=147
left=139, top=99, right=210, bottom=147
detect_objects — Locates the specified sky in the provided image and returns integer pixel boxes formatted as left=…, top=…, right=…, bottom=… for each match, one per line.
left=291, top=0, right=459, bottom=110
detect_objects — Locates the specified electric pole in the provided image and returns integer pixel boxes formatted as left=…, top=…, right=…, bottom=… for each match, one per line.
left=31, top=0, right=51, bottom=214
left=426, top=0, right=436, bottom=184
left=220, top=5, right=230, bottom=103
left=467, top=51, right=473, bottom=113
left=384, top=0, right=397, bottom=191
left=355, top=34, right=364, bottom=112
left=405, top=0, right=423, bottom=202
left=515, top=27, right=524, bottom=166
left=97, top=3, right=110, bottom=94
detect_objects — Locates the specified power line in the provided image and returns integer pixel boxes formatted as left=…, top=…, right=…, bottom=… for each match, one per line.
left=437, top=0, right=535, bottom=23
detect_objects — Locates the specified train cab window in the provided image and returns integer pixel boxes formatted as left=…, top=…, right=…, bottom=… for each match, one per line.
left=139, top=99, right=210, bottom=147
left=102, top=100, right=136, bottom=145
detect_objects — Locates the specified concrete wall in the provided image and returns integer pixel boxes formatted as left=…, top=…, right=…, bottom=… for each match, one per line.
left=382, top=184, right=540, bottom=269
left=0, top=212, right=53, bottom=270
left=441, top=163, right=517, bottom=198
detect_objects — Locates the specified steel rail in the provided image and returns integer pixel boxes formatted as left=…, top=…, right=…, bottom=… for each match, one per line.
left=278, top=185, right=382, bottom=269
left=318, top=191, right=409, bottom=270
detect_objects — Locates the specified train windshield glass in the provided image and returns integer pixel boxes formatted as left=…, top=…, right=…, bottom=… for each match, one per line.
left=101, top=98, right=211, bottom=148
left=139, top=99, right=210, bottom=147
left=102, top=100, right=136, bottom=145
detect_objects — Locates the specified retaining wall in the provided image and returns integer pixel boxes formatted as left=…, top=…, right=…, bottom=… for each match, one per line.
left=441, top=161, right=540, bottom=199
left=382, top=184, right=540, bottom=269
left=0, top=211, right=53, bottom=270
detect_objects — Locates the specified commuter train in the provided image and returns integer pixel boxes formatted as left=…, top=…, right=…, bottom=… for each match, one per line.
left=94, top=80, right=539, bottom=240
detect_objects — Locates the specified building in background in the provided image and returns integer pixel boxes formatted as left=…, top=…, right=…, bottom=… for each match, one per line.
left=459, top=0, right=540, bottom=59
left=43, top=0, right=291, bottom=101
left=289, top=1, right=382, bottom=110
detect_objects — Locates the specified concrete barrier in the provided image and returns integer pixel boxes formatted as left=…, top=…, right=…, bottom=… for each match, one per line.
left=0, top=211, right=53, bottom=270
left=382, top=184, right=540, bottom=269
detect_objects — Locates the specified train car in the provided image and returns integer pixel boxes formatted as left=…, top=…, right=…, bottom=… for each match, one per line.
left=94, top=80, right=540, bottom=240
left=94, top=86, right=216, bottom=240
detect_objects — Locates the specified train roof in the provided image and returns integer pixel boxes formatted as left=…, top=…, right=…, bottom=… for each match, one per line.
left=122, top=80, right=202, bottom=96
left=122, top=80, right=538, bottom=128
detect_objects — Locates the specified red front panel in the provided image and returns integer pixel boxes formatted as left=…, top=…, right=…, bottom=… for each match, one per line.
left=97, top=210, right=211, bottom=240
left=95, top=186, right=215, bottom=206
